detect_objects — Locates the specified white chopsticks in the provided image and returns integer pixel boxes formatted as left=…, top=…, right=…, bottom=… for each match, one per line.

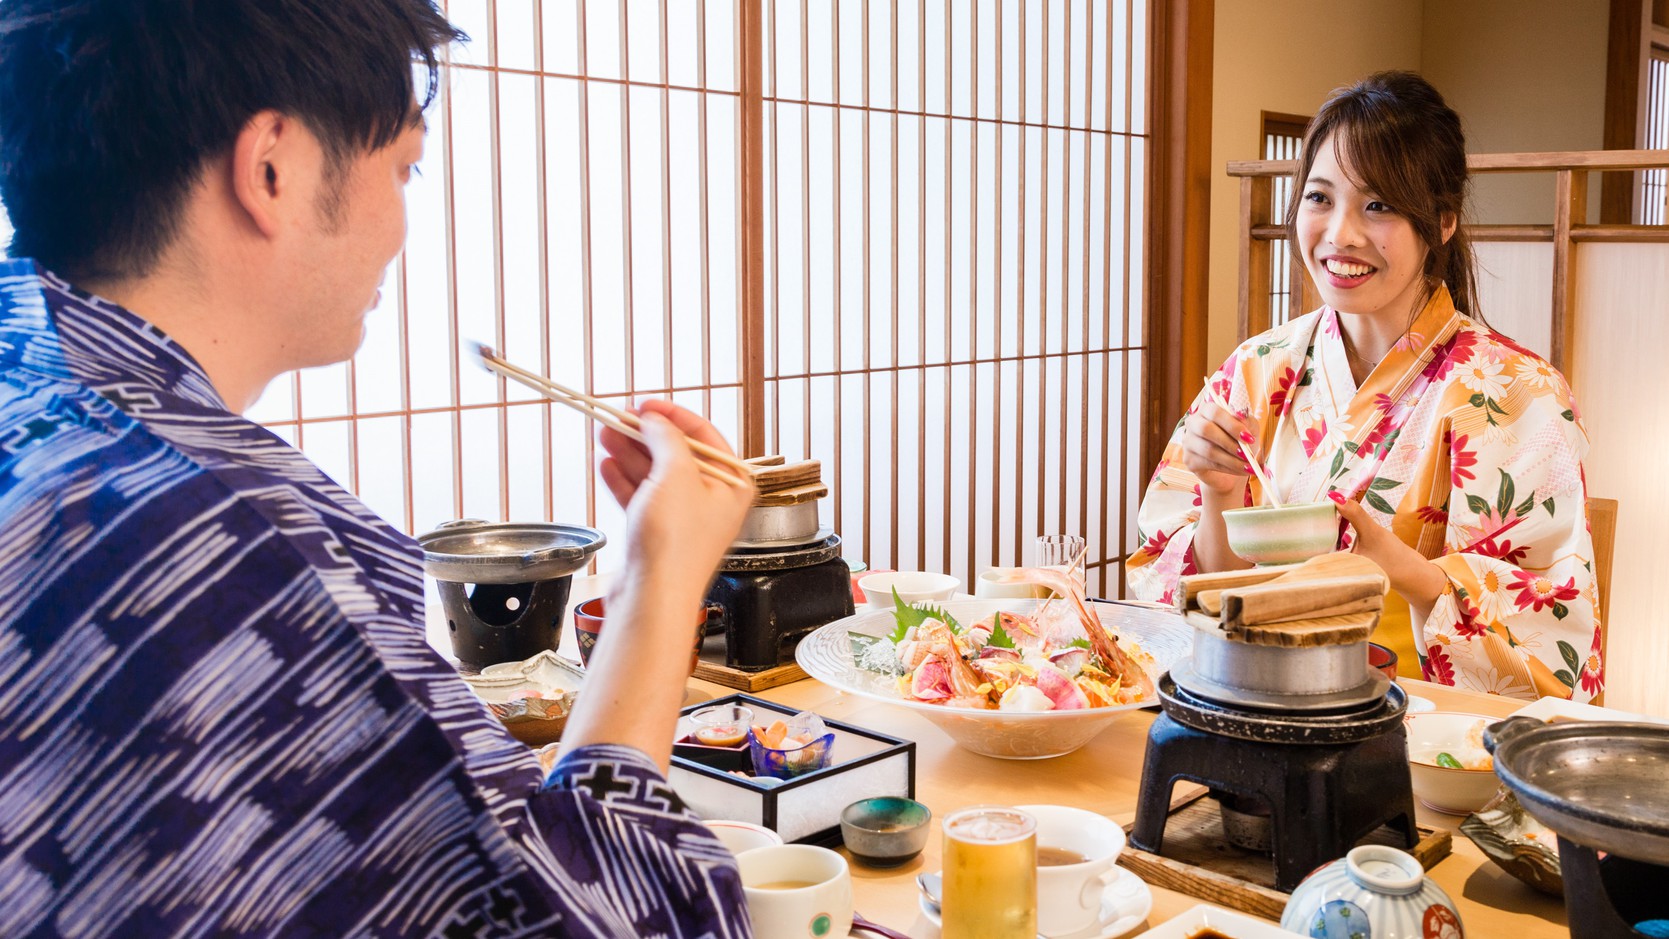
left=474, top=344, right=753, bottom=490
left=1202, top=378, right=1284, bottom=508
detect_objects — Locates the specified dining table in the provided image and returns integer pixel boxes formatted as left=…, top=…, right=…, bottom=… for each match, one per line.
left=424, top=578, right=1570, bottom=938
left=687, top=673, right=1568, bottom=938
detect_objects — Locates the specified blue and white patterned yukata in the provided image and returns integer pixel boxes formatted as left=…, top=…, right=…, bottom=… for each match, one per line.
left=0, top=260, right=751, bottom=938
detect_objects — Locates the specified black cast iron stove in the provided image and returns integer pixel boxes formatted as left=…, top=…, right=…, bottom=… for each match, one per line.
left=1130, top=672, right=1419, bottom=891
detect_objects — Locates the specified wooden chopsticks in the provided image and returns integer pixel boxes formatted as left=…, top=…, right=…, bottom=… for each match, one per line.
left=473, top=344, right=753, bottom=490
left=1201, top=378, right=1284, bottom=508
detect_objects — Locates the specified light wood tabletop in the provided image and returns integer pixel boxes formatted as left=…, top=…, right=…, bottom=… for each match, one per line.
left=684, top=674, right=1567, bottom=938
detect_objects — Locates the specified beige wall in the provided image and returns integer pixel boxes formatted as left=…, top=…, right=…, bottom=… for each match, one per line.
left=1206, top=0, right=1611, bottom=366
left=1421, top=0, right=1609, bottom=224
left=1206, top=1, right=1424, bottom=369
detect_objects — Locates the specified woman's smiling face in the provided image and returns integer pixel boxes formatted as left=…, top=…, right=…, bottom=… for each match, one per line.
left=1296, top=135, right=1436, bottom=325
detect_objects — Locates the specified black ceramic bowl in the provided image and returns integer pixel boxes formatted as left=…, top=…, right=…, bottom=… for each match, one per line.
left=840, top=796, right=931, bottom=868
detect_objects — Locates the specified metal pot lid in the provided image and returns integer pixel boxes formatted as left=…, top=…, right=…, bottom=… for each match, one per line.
left=417, top=519, right=606, bottom=585
left=1485, top=716, right=1669, bottom=865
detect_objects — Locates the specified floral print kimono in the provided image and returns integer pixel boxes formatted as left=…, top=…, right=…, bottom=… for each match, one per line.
left=1129, top=286, right=1603, bottom=702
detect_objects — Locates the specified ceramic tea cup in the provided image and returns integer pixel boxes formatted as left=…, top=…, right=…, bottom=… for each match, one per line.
left=737, top=844, right=854, bottom=938
left=1015, top=804, right=1127, bottom=937
left=839, top=796, right=932, bottom=868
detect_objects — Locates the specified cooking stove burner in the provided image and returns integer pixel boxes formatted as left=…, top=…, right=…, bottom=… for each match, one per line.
left=1132, top=671, right=1419, bottom=891
left=719, top=531, right=841, bottom=571
left=1161, top=673, right=1409, bottom=744
left=708, top=533, right=853, bottom=671
left=1560, top=837, right=1669, bottom=938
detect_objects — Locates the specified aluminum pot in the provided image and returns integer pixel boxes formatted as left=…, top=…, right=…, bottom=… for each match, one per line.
left=1172, top=626, right=1387, bottom=711
left=1486, top=716, right=1669, bottom=866
left=418, top=519, right=605, bottom=584
left=734, top=501, right=821, bottom=546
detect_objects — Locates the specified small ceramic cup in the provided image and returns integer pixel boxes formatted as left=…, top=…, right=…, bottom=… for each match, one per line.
left=1281, top=845, right=1463, bottom=939
left=1369, top=642, right=1400, bottom=682
left=689, top=704, right=754, bottom=748
left=1016, top=804, right=1127, bottom=937
left=703, top=819, right=784, bottom=857
left=737, top=844, right=854, bottom=939
left=839, top=796, right=932, bottom=868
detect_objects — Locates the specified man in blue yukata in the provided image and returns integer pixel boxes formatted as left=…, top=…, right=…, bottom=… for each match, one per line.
left=0, top=2, right=756, bottom=937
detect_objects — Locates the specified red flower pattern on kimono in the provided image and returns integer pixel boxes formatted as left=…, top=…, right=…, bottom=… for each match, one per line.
left=1415, top=505, right=1448, bottom=525
left=1508, top=571, right=1581, bottom=612
left=1450, top=433, right=1478, bottom=488
left=1267, top=366, right=1299, bottom=415
left=1579, top=632, right=1605, bottom=695
left=1301, top=423, right=1327, bottom=458
left=1424, top=644, right=1455, bottom=685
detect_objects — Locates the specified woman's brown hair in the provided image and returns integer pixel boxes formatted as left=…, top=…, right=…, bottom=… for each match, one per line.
left=1284, top=70, right=1483, bottom=322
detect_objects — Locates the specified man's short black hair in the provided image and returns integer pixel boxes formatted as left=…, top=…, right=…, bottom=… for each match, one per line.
left=0, top=0, right=465, bottom=283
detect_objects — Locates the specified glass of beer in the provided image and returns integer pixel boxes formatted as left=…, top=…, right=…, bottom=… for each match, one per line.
left=941, top=805, right=1037, bottom=939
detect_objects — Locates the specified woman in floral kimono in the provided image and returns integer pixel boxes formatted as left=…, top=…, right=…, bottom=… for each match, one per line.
left=1129, top=71, right=1603, bottom=702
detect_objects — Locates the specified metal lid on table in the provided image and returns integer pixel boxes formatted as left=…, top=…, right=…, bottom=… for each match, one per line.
left=417, top=519, right=606, bottom=584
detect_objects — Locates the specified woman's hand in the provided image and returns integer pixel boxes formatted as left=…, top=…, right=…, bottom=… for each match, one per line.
left=1329, top=491, right=1448, bottom=621
left=597, top=400, right=755, bottom=599
left=1179, top=401, right=1254, bottom=496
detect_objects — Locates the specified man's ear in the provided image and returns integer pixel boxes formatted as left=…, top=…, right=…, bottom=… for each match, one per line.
left=229, top=110, right=297, bottom=239
left=1439, top=210, right=1458, bottom=246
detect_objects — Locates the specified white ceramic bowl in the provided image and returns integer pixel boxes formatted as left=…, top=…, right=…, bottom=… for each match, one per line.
left=972, top=569, right=1053, bottom=599
left=1405, top=711, right=1504, bottom=814
left=703, top=819, right=784, bottom=856
left=795, top=598, right=1193, bottom=759
left=1221, top=501, right=1339, bottom=566
left=858, top=571, right=960, bottom=608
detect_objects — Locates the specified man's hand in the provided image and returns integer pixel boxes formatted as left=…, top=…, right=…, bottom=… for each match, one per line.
left=597, top=400, right=754, bottom=599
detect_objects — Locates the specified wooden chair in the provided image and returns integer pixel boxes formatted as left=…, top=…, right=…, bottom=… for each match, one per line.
left=1586, top=496, right=1617, bottom=706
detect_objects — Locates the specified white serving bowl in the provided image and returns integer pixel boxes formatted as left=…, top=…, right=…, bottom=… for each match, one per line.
left=795, top=599, right=1193, bottom=759
left=1405, top=711, right=1504, bottom=814
left=858, top=571, right=959, bottom=608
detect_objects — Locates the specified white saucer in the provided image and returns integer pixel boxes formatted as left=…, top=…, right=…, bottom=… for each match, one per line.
left=1405, top=694, right=1436, bottom=713
left=918, top=866, right=1153, bottom=939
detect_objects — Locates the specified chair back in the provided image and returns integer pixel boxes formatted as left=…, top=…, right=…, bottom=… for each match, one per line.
left=1585, top=496, right=1617, bottom=705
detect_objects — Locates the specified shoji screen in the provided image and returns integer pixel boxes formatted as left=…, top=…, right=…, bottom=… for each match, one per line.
left=250, top=0, right=1151, bottom=596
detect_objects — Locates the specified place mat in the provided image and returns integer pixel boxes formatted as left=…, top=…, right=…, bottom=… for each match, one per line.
left=692, top=634, right=809, bottom=691
left=1117, top=786, right=1452, bottom=921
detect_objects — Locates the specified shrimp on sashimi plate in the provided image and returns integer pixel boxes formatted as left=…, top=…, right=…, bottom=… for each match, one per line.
left=849, top=572, right=1158, bottom=713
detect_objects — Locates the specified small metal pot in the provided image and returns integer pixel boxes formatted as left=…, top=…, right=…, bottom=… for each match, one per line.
left=734, top=501, right=821, bottom=546
left=418, top=519, right=605, bottom=584
left=1486, top=716, right=1669, bottom=865
left=1173, top=627, right=1386, bottom=711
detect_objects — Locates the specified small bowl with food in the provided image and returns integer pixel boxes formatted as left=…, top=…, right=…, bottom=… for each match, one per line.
left=1405, top=711, right=1504, bottom=815
left=1220, top=501, right=1339, bottom=566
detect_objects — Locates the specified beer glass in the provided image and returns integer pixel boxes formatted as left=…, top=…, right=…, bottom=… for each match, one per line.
left=941, top=806, right=1037, bottom=939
